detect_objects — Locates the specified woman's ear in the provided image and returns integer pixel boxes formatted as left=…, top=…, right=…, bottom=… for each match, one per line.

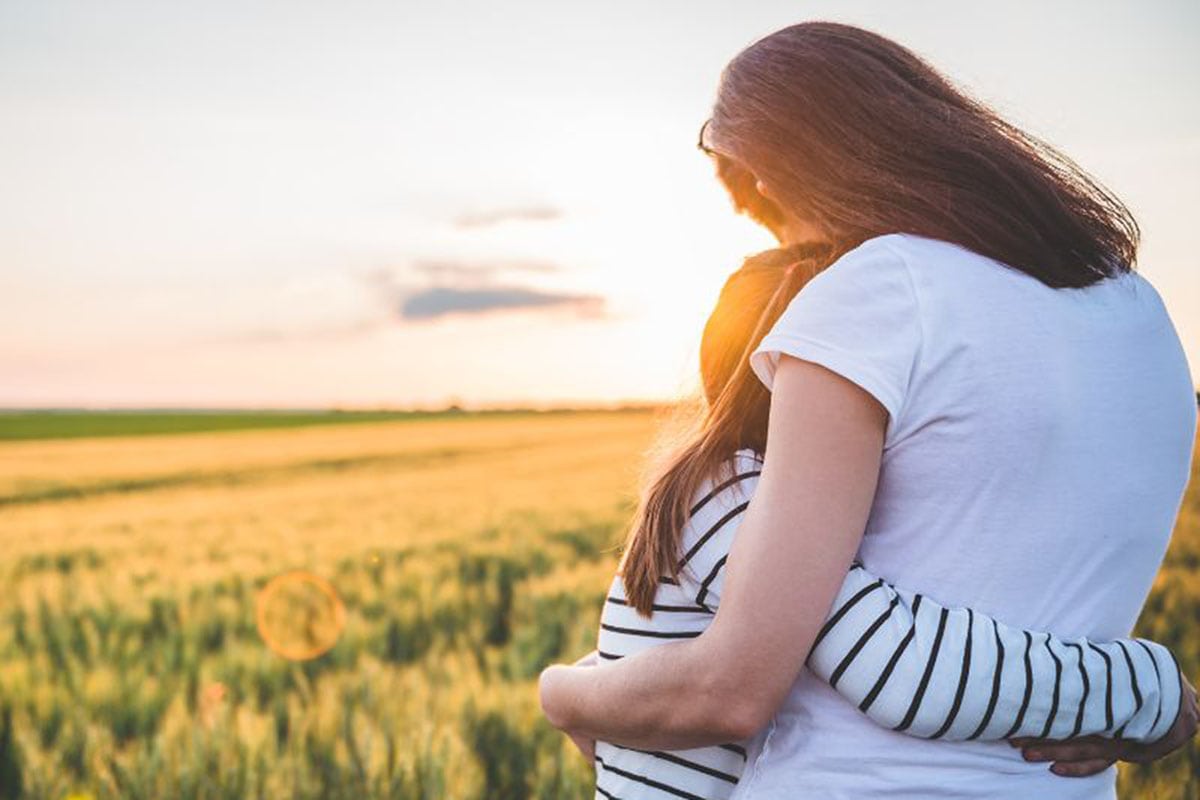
left=754, top=178, right=776, bottom=201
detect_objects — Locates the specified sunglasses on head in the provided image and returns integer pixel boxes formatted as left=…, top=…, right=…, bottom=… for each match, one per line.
left=696, top=118, right=718, bottom=157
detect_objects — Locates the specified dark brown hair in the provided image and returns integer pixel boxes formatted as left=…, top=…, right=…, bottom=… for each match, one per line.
left=712, top=152, right=788, bottom=243
left=707, top=21, right=1139, bottom=287
left=620, top=21, right=1141, bottom=615
left=619, top=243, right=835, bottom=616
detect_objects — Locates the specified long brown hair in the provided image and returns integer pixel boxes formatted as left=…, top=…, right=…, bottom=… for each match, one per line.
left=619, top=242, right=836, bottom=615
left=708, top=21, right=1139, bottom=287
left=620, top=21, right=1141, bottom=614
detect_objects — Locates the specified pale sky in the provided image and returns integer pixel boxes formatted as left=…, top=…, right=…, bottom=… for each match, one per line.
left=2, top=0, right=1197, bottom=408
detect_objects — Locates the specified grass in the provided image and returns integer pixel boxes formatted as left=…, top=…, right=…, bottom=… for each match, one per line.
left=0, top=409, right=1193, bottom=798
left=0, top=408, right=651, bottom=442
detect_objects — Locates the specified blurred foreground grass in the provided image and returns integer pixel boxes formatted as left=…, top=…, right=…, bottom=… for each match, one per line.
left=0, top=410, right=1193, bottom=798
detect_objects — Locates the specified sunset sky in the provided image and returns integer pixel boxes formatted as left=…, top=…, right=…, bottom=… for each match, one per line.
left=2, top=1, right=1197, bottom=409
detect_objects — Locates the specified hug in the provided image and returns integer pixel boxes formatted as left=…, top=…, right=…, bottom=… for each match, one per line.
left=539, top=21, right=1198, bottom=800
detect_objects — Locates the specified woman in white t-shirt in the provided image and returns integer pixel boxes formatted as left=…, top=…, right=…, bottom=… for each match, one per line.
left=540, top=21, right=1198, bottom=798
left=584, top=246, right=1184, bottom=800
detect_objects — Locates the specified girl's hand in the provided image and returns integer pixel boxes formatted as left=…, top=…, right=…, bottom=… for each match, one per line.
left=1011, top=673, right=1199, bottom=777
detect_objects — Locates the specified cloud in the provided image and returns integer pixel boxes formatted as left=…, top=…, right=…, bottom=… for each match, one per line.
left=452, top=205, right=562, bottom=229
left=411, top=258, right=561, bottom=281
left=351, top=257, right=607, bottom=324
left=398, top=286, right=605, bottom=321
left=208, top=254, right=604, bottom=344
left=215, top=317, right=388, bottom=344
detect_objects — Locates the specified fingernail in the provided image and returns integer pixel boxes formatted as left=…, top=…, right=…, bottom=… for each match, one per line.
left=1024, top=750, right=1043, bottom=761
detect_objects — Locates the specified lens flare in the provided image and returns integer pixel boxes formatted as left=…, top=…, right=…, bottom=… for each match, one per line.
left=255, top=571, right=346, bottom=660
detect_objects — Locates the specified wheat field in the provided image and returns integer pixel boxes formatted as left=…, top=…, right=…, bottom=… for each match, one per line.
left=0, top=410, right=1194, bottom=799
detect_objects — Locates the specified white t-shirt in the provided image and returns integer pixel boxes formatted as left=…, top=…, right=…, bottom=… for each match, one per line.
left=592, top=451, right=1181, bottom=800
left=737, top=232, right=1197, bottom=799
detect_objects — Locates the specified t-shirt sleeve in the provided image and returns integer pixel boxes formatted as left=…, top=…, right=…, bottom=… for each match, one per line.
left=808, top=566, right=1184, bottom=743
left=749, top=236, right=921, bottom=430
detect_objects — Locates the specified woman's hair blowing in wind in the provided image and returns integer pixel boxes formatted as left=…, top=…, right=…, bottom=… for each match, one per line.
left=619, top=21, right=1142, bottom=615
left=708, top=21, right=1140, bottom=287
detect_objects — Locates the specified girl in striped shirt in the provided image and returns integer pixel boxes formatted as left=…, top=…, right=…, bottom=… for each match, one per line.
left=582, top=245, right=1187, bottom=800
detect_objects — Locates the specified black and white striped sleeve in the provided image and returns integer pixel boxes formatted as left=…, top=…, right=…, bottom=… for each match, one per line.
left=806, top=566, right=1183, bottom=744
left=673, top=452, right=762, bottom=614
left=672, top=451, right=1182, bottom=746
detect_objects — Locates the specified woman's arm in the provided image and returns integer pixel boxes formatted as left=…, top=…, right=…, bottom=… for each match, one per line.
left=576, top=458, right=1186, bottom=755
left=540, top=354, right=884, bottom=749
left=667, top=453, right=1187, bottom=748
left=540, top=355, right=1192, bottom=756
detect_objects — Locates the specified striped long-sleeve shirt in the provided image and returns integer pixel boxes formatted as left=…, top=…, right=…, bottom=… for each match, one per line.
left=593, top=449, right=1182, bottom=800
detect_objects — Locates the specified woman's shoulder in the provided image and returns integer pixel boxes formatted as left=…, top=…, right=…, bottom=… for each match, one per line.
left=872, top=232, right=1057, bottom=289
left=786, top=232, right=918, bottom=307
left=837, top=231, right=1000, bottom=272
left=888, top=234, right=1160, bottom=310
left=809, top=232, right=910, bottom=280
left=817, top=232, right=1054, bottom=312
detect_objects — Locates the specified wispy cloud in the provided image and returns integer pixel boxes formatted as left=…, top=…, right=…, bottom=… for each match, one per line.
left=411, top=258, right=561, bottom=281
left=213, top=318, right=388, bottom=345
left=207, top=254, right=606, bottom=345
left=399, top=286, right=605, bottom=321
left=452, top=205, right=562, bottom=229
left=356, top=257, right=607, bottom=322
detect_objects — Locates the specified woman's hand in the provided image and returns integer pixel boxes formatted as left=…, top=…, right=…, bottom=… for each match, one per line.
left=1011, top=673, right=1199, bottom=777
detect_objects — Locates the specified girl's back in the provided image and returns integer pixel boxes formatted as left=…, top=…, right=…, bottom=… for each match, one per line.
left=736, top=232, right=1196, bottom=799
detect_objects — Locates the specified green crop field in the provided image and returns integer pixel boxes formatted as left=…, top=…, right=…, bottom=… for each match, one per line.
left=0, top=409, right=611, bottom=443
left=0, top=410, right=1194, bottom=799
